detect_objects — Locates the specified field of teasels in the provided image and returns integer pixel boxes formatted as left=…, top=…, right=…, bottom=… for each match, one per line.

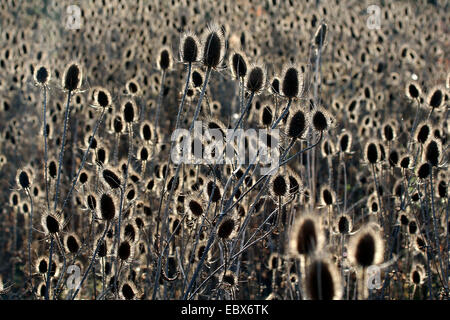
left=0, top=0, right=448, bottom=301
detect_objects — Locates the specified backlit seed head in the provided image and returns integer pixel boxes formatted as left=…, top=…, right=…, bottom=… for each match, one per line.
left=62, top=62, right=82, bottom=92
left=416, top=161, right=431, bottom=179
left=388, top=149, right=399, bottom=167
left=415, top=122, right=431, bottom=144
left=180, top=31, right=199, bottom=63
left=34, top=65, right=50, bottom=85
left=140, top=121, right=154, bottom=142
left=187, top=196, right=204, bottom=218
left=287, top=105, right=308, bottom=139
left=122, top=100, right=137, bottom=123
left=126, top=80, right=140, bottom=96
left=205, top=180, right=222, bottom=203
left=311, top=107, right=332, bottom=132
left=36, top=256, right=49, bottom=274
left=399, top=154, right=412, bottom=169
left=287, top=168, right=302, bottom=194
left=261, top=105, right=274, bottom=127
left=427, top=86, right=444, bottom=109
left=94, top=87, right=112, bottom=108
left=118, top=239, right=134, bottom=261
left=348, top=225, right=384, bottom=268
left=304, top=256, right=342, bottom=300
left=245, top=63, right=266, bottom=94
left=381, top=121, right=396, bottom=142
left=99, top=193, right=117, bottom=221
left=338, top=131, right=352, bottom=153
left=270, top=77, right=280, bottom=95
left=217, top=217, right=237, bottom=240
left=230, top=51, right=248, bottom=79
left=364, top=140, right=380, bottom=164
left=41, top=212, right=62, bottom=234
left=290, top=214, right=323, bottom=257
left=16, top=167, right=32, bottom=190
left=86, top=193, right=97, bottom=211
left=405, top=81, right=421, bottom=100
left=336, top=214, right=352, bottom=234
left=112, top=114, right=124, bottom=134
left=424, top=139, right=441, bottom=167
left=271, top=173, right=289, bottom=197
left=436, top=178, right=447, bottom=198
left=281, top=64, right=303, bottom=99
left=157, top=47, right=172, bottom=71
left=201, top=24, right=225, bottom=69
left=321, top=138, right=335, bottom=157
left=408, top=220, right=418, bottom=235
left=320, top=186, right=335, bottom=206
left=64, top=233, right=80, bottom=254
left=101, top=167, right=122, bottom=189
left=191, top=69, right=204, bottom=88
left=220, top=270, right=238, bottom=289
left=410, top=264, right=425, bottom=285
left=120, top=281, right=137, bottom=300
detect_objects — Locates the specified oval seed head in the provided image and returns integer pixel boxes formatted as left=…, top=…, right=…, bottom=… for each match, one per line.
left=217, top=217, right=237, bottom=240
left=120, top=282, right=137, bottom=300
left=410, top=265, right=424, bottom=285
left=349, top=225, right=384, bottom=268
left=94, top=87, right=112, bottom=108
left=261, top=105, right=273, bottom=127
left=304, top=257, right=342, bottom=300
left=427, top=86, right=444, bottom=109
left=41, top=212, right=62, bottom=234
left=415, top=122, right=431, bottom=144
left=281, top=64, right=303, bottom=99
left=16, top=168, right=32, bottom=190
left=201, top=24, right=225, bottom=69
left=270, top=77, right=280, bottom=95
left=220, top=270, right=238, bottom=289
left=34, top=65, right=51, bottom=85
left=64, top=233, right=80, bottom=254
left=424, top=139, right=441, bottom=167
left=101, top=168, right=121, bottom=189
left=290, top=214, right=323, bottom=257
left=187, top=197, right=204, bottom=218
left=287, top=105, right=308, bottom=139
left=336, top=214, right=352, bottom=234
left=245, top=63, right=266, bottom=94
left=36, top=256, right=48, bottom=274
left=62, top=62, right=82, bottom=92
left=157, top=47, right=172, bottom=71
left=140, top=121, right=153, bottom=142
left=399, top=154, right=412, bottom=169
left=320, top=186, right=335, bottom=206
left=100, top=193, right=117, bottom=221
left=191, top=69, right=204, bottom=88
left=118, top=239, right=133, bottom=261
left=271, top=173, right=289, bottom=197
left=381, top=122, right=396, bottom=142
left=338, top=131, right=352, bottom=153
left=230, top=51, right=248, bottom=79
left=416, top=161, right=431, bottom=179
left=122, top=100, right=137, bottom=123
left=180, top=31, right=199, bottom=63
left=205, top=180, right=222, bottom=203
left=365, top=140, right=380, bottom=164
left=311, top=107, right=332, bottom=132
left=436, top=178, right=447, bottom=198
left=405, top=81, right=421, bottom=100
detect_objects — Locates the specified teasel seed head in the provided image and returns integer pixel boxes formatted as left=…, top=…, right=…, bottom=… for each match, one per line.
left=201, top=24, right=225, bottom=69
left=62, top=62, right=82, bottom=92
left=304, top=256, right=342, bottom=300
left=180, top=31, right=200, bottom=64
left=290, top=214, right=323, bottom=257
left=348, top=225, right=384, bottom=268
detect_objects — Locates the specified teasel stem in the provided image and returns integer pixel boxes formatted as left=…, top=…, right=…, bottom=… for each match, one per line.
left=71, top=222, right=110, bottom=300
left=154, top=70, right=167, bottom=141
left=114, top=122, right=133, bottom=297
left=45, top=236, right=54, bottom=300
left=25, top=189, right=34, bottom=294
left=54, top=90, right=72, bottom=211
left=42, top=86, right=50, bottom=210
left=271, top=98, right=292, bottom=129
left=60, top=107, right=106, bottom=215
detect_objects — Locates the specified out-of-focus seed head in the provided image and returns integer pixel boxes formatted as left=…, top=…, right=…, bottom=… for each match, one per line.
left=34, top=65, right=51, bottom=85
left=62, top=62, right=82, bottom=92
left=157, top=47, right=172, bottom=71
left=364, top=140, right=380, bottom=164
left=304, top=256, right=342, bottom=300
left=290, top=214, right=323, bottom=257
left=427, top=86, right=444, bottom=109
left=348, top=225, right=384, bottom=268
left=230, top=51, right=248, bottom=79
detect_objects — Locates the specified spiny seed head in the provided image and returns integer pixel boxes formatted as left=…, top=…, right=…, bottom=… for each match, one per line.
left=86, top=193, right=97, bottom=211
left=287, top=169, right=302, bottom=194
left=101, top=168, right=121, bottom=189
left=427, top=86, right=444, bottom=109
left=336, top=214, right=352, bottom=234
left=271, top=173, right=288, bottom=197
left=64, top=233, right=80, bottom=254
left=245, top=63, right=266, bottom=94
left=349, top=225, right=384, bottom=268
left=304, top=257, right=342, bottom=300
left=416, top=161, right=431, bottom=179
left=365, top=140, right=379, bottom=164
left=120, top=282, right=137, bottom=300
left=34, top=65, right=50, bottom=85
left=217, top=217, right=236, bottom=239
left=16, top=168, right=32, bottom=190
left=290, top=214, right=323, bottom=257
left=281, top=64, right=303, bottom=99
left=230, top=51, right=248, bottom=79
left=220, top=270, right=238, bottom=288
left=206, top=180, right=222, bottom=203
left=41, top=212, right=61, bottom=234
left=122, top=100, right=137, bottom=123
left=94, top=87, right=111, bottom=108
left=100, top=193, right=117, bottom=221
left=187, top=197, right=203, bottom=218
left=424, top=139, right=441, bottom=167
left=201, top=24, right=225, bottom=69
left=416, top=122, right=431, bottom=144
left=62, top=62, right=82, bottom=92
left=405, top=81, right=421, bottom=99
left=157, top=47, right=172, bottom=70
left=320, top=186, right=335, bottom=206
left=287, top=105, right=308, bottom=139
left=338, top=131, right=352, bottom=153
left=180, top=31, right=199, bottom=63
left=192, top=69, right=203, bottom=88
left=311, top=107, right=331, bottom=132
left=261, top=105, right=273, bottom=127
